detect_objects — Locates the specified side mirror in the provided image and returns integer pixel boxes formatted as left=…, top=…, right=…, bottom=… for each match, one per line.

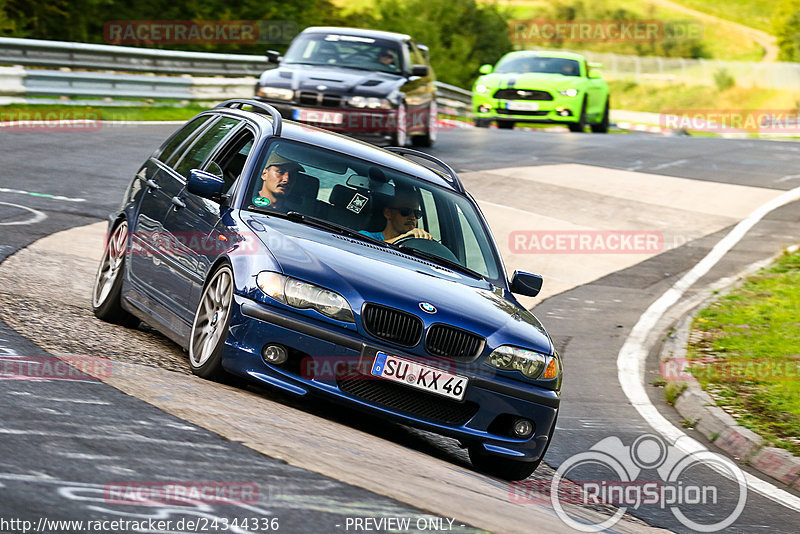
left=510, top=270, right=543, bottom=297
left=188, top=169, right=226, bottom=200
left=417, top=43, right=430, bottom=60
left=411, top=64, right=429, bottom=77
left=266, top=49, right=282, bottom=63
left=479, top=64, right=493, bottom=75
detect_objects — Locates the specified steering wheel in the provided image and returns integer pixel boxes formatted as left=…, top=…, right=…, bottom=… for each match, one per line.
left=392, top=236, right=460, bottom=264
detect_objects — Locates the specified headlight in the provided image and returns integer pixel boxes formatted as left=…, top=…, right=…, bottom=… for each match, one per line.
left=257, top=86, right=293, bottom=101
left=256, top=272, right=354, bottom=322
left=559, top=88, right=579, bottom=97
left=486, top=346, right=558, bottom=379
left=474, top=84, right=489, bottom=94
left=347, top=96, right=391, bottom=109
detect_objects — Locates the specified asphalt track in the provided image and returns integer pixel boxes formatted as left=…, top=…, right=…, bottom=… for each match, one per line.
left=1, top=123, right=799, bottom=533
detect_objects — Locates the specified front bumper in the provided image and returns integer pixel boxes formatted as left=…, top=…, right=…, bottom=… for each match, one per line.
left=473, top=93, right=581, bottom=124
left=255, top=99, right=400, bottom=143
left=222, top=295, right=560, bottom=462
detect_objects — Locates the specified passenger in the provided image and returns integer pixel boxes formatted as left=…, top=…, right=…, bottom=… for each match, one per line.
left=253, top=152, right=303, bottom=211
left=360, top=190, right=433, bottom=243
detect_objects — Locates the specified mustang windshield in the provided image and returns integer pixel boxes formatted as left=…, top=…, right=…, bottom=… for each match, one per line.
left=245, top=140, right=502, bottom=282
left=283, top=33, right=403, bottom=75
left=495, top=56, right=580, bottom=77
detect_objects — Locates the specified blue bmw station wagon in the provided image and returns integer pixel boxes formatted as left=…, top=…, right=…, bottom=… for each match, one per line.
left=92, top=100, right=561, bottom=480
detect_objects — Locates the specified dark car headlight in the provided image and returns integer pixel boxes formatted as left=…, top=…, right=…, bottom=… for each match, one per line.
left=346, top=96, right=391, bottom=109
left=256, top=271, right=354, bottom=322
left=257, top=86, right=293, bottom=101
left=486, top=345, right=560, bottom=380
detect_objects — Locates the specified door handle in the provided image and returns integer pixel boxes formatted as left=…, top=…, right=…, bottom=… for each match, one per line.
left=145, top=178, right=160, bottom=190
left=171, top=196, right=186, bottom=209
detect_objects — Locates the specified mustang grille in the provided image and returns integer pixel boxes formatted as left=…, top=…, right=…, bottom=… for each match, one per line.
left=493, top=89, right=553, bottom=101
left=338, top=377, right=479, bottom=425
left=425, top=325, right=484, bottom=360
left=362, top=304, right=423, bottom=347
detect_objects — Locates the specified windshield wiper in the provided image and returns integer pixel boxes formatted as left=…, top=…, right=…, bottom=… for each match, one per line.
left=392, top=243, right=484, bottom=280
left=285, top=211, right=392, bottom=247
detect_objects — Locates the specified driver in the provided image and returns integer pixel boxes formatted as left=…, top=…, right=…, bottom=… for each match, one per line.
left=253, top=151, right=303, bottom=211
left=360, top=190, right=432, bottom=243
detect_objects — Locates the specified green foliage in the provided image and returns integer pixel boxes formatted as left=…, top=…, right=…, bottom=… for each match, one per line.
left=774, top=0, right=800, bottom=61
left=665, top=382, right=688, bottom=405
left=366, top=0, right=512, bottom=87
left=713, top=68, right=735, bottom=91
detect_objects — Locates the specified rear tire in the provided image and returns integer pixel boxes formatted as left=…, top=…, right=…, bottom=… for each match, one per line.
left=92, top=220, right=137, bottom=326
left=189, top=264, right=234, bottom=379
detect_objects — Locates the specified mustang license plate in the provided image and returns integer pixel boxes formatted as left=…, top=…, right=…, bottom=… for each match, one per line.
left=506, top=101, right=540, bottom=111
left=371, top=352, right=468, bottom=401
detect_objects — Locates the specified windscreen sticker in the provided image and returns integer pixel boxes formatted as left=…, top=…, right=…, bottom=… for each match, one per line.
left=253, top=197, right=271, bottom=207
left=347, top=193, right=369, bottom=214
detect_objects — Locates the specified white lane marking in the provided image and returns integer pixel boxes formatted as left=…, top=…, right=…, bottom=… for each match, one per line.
left=0, top=187, right=86, bottom=202
left=775, top=174, right=800, bottom=183
left=0, top=202, right=47, bottom=226
left=650, top=159, right=688, bottom=171
left=617, top=184, right=800, bottom=512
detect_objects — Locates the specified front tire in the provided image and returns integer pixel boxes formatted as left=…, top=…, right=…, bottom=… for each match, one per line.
left=411, top=100, right=436, bottom=147
left=189, top=264, right=234, bottom=379
left=590, top=98, right=610, bottom=133
left=391, top=103, right=407, bottom=146
left=474, top=118, right=491, bottom=128
left=496, top=120, right=514, bottom=129
left=568, top=98, right=587, bottom=133
left=92, top=220, right=137, bottom=326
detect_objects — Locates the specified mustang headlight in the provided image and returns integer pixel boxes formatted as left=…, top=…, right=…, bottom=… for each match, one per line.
left=474, top=84, right=489, bottom=94
left=256, top=272, right=354, bottom=322
left=347, top=96, right=391, bottom=109
left=487, top=346, right=559, bottom=380
left=559, top=88, right=579, bottom=97
left=257, top=86, right=293, bottom=101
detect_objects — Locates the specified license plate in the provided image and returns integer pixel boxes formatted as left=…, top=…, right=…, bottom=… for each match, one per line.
left=506, top=101, right=540, bottom=111
left=371, top=352, right=468, bottom=401
left=294, top=109, right=344, bottom=125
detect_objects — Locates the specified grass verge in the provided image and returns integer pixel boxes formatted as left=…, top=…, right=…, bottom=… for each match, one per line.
left=686, top=247, right=800, bottom=456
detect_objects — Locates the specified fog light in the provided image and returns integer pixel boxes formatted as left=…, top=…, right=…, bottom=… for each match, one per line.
left=478, top=104, right=492, bottom=113
left=513, top=418, right=534, bottom=438
left=262, top=344, right=288, bottom=365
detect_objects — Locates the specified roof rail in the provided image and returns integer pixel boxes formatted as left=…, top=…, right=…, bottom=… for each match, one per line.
left=385, top=147, right=464, bottom=193
left=215, top=99, right=282, bottom=136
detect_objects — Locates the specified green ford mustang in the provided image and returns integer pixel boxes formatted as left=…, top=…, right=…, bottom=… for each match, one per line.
left=472, top=51, right=610, bottom=133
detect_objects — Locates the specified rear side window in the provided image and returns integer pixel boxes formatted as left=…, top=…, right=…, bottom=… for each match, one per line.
left=156, top=116, right=211, bottom=165
left=173, top=117, right=241, bottom=179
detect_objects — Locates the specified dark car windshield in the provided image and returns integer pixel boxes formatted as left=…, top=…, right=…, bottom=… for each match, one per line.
left=283, top=33, right=404, bottom=75
left=495, top=56, right=581, bottom=77
left=243, top=139, right=502, bottom=282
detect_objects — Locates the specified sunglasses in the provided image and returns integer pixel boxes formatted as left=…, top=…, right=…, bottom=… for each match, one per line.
left=393, top=207, right=423, bottom=218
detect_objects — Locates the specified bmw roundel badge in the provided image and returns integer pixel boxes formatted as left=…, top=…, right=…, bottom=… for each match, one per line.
left=419, top=302, right=437, bottom=314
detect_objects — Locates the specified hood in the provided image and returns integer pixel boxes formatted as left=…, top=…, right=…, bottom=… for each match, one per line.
left=246, top=215, right=551, bottom=353
left=259, top=64, right=404, bottom=97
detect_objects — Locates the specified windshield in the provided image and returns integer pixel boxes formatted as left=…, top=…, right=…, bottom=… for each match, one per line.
left=283, top=33, right=403, bottom=75
left=244, top=140, right=502, bottom=282
left=495, top=56, right=581, bottom=77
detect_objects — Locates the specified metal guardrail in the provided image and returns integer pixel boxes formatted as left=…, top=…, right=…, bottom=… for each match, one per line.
left=0, top=37, right=270, bottom=76
left=0, top=37, right=473, bottom=114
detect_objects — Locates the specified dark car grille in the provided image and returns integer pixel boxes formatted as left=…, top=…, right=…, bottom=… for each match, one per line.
left=362, top=304, right=423, bottom=347
left=425, top=325, right=484, bottom=360
left=298, top=91, right=343, bottom=107
left=497, top=109, right=549, bottom=116
left=493, top=89, right=553, bottom=101
left=338, top=377, right=479, bottom=425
